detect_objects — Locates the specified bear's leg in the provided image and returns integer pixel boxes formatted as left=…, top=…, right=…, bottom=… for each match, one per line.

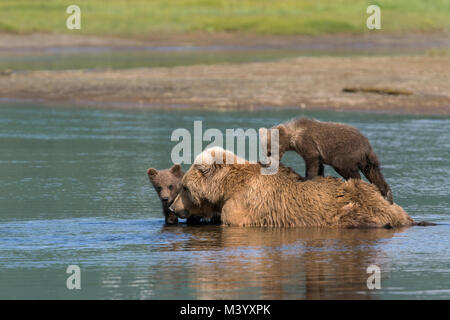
left=360, top=157, right=393, bottom=204
left=337, top=203, right=383, bottom=228
left=334, top=166, right=361, bottom=180
left=318, top=163, right=325, bottom=176
left=186, top=216, right=203, bottom=225
left=221, top=199, right=249, bottom=226
left=304, top=158, right=322, bottom=180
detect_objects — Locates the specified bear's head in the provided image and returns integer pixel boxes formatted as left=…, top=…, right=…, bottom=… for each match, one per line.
left=169, top=147, right=246, bottom=219
left=259, top=124, right=290, bottom=166
left=147, top=164, right=184, bottom=224
left=169, top=147, right=302, bottom=220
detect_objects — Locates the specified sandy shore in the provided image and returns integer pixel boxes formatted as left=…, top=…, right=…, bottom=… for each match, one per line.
left=0, top=32, right=449, bottom=115
left=1, top=55, right=449, bottom=115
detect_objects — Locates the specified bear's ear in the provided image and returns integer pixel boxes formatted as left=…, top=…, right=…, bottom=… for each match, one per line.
left=196, top=163, right=210, bottom=176
left=147, top=168, right=158, bottom=179
left=196, top=163, right=219, bottom=177
left=277, top=124, right=288, bottom=137
left=169, top=164, right=183, bottom=178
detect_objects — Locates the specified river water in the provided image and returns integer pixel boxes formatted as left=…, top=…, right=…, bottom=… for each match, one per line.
left=0, top=45, right=430, bottom=71
left=0, top=103, right=449, bottom=299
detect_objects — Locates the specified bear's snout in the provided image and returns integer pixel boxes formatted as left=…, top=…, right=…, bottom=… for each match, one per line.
left=169, top=198, right=190, bottom=219
left=165, top=211, right=179, bottom=225
left=161, top=196, right=169, bottom=203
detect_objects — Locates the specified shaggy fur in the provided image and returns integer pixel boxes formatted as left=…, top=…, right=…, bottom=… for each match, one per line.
left=260, top=118, right=393, bottom=203
left=147, top=164, right=221, bottom=225
left=170, top=147, right=414, bottom=228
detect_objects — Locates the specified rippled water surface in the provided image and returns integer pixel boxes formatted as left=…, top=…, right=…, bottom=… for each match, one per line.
left=0, top=103, right=449, bottom=299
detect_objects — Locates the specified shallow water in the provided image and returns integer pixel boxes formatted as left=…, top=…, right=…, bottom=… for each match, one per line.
left=0, top=45, right=428, bottom=71
left=0, top=103, right=449, bottom=299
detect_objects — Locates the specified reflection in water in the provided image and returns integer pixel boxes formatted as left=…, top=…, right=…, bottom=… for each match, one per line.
left=158, top=225, right=404, bottom=299
left=0, top=104, right=449, bottom=299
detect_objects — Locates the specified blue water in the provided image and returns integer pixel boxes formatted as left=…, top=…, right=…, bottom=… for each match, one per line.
left=0, top=103, right=449, bottom=299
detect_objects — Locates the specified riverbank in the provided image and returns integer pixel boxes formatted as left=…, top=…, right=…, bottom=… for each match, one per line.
left=1, top=55, right=449, bottom=115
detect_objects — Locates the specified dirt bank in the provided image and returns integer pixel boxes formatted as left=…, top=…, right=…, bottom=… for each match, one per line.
left=1, top=55, right=449, bottom=115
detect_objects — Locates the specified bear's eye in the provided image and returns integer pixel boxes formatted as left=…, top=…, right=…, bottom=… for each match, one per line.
left=183, top=186, right=188, bottom=192
left=168, top=185, right=173, bottom=191
left=156, top=187, right=162, bottom=193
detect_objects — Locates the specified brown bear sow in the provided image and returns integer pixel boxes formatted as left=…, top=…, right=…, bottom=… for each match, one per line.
left=147, top=164, right=184, bottom=224
left=169, top=147, right=414, bottom=228
left=261, top=118, right=393, bottom=203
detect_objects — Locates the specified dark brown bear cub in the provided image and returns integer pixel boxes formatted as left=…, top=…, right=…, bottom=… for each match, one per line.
left=261, top=118, right=393, bottom=203
left=147, top=164, right=184, bottom=224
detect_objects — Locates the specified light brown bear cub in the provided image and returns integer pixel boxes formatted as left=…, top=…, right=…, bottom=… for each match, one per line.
left=260, top=118, right=393, bottom=204
left=147, top=164, right=184, bottom=224
left=147, top=164, right=220, bottom=225
left=170, top=147, right=413, bottom=228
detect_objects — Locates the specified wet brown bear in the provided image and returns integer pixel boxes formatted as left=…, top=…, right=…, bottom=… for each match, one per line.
left=169, top=147, right=413, bottom=228
left=260, top=118, right=393, bottom=203
left=147, top=164, right=221, bottom=225
left=147, top=164, right=184, bottom=224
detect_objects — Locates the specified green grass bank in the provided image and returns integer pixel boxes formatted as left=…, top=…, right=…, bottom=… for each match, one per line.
left=0, top=0, right=449, bottom=36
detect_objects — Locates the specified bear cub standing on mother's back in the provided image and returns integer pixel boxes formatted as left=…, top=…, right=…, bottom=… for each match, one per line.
left=260, top=118, right=393, bottom=203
